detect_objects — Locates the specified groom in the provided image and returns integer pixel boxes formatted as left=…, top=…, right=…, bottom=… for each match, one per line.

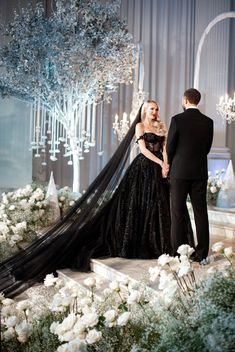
left=166, top=88, right=214, bottom=263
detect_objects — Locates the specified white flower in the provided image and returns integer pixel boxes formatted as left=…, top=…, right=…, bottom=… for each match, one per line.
left=83, top=277, right=96, bottom=288
left=73, top=321, right=86, bottom=339
left=0, top=234, right=7, bottom=243
left=60, top=313, right=77, bottom=333
left=210, top=186, right=217, bottom=193
left=69, top=200, right=75, bottom=206
left=127, top=290, right=142, bottom=305
left=0, top=222, right=10, bottom=235
left=104, top=309, right=118, bottom=325
left=3, top=327, right=15, bottom=341
left=168, top=256, right=180, bottom=271
left=59, top=196, right=66, bottom=202
left=5, top=315, right=19, bottom=327
left=148, top=266, right=161, bottom=282
left=44, top=273, right=59, bottom=287
left=1, top=306, right=15, bottom=317
left=86, top=328, right=102, bottom=344
left=157, top=254, right=171, bottom=266
left=80, top=297, right=92, bottom=307
left=177, top=244, right=195, bottom=257
left=109, top=281, right=120, bottom=292
left=8, top=205, right=16, bottom=211
left=159, top=272, right=174, bottom=290
left=2, top=298, right=15, bottom=306
left=117, top=311, right=131, bottom=326
left=15, top=320, right=32, bottom=343
left=57, top=339, right=87, bottom=352
left=50, top=321, right=60, bottom=334
left=211, top=241, right=224, bottom=253
left=178, top=261, right=191, bottom=277
left=80, top=312, right=98, bottom=328
left=162, top=279, right=178, bottom=298
left=224, top=247, right=234, bottom=258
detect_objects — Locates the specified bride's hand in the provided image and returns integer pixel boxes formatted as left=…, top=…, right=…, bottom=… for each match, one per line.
left=161, top=162, right=169, bottom=178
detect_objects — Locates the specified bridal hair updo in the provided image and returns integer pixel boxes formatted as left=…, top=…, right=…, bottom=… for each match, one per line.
left=141, top=100, right=167, bottom=136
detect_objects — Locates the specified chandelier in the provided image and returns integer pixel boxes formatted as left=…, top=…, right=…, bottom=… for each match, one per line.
left=216, top=92, right=235, bottom=123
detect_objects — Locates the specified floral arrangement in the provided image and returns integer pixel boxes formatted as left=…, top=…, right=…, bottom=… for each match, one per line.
left=0, top=184, right=78, bottom=262
left=207, top=169, right=225, bottom=206
left=1, top=243, right=234, bottom=351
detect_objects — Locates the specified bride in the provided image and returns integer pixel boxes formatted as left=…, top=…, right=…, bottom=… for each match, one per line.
left=0, top=101, right=194, bottom=297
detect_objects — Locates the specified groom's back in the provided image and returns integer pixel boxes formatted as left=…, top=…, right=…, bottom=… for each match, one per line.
left=169, top=108, right=213, bottom=179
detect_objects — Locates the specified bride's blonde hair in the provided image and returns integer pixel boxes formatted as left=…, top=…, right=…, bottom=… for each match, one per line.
left=141, top=100, right=167, bottom=136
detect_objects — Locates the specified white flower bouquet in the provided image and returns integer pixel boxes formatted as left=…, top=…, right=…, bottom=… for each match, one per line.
left=207, top=169, right=225, bottom=206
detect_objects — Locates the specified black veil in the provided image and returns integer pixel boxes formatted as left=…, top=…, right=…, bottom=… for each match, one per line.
left=0, top=105, right=143, bottom=297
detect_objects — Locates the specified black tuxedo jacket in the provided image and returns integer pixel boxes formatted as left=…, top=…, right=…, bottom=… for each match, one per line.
left=166, top=108, right=214, bottom=179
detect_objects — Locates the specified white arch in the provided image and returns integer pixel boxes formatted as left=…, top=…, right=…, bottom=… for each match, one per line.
left=193, top=12, right=235, bottom=89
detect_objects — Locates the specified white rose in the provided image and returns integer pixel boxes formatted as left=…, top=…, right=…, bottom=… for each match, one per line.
left=157, top=254, right=171, bottom=266
left=159, top=272, right=174, bottom=290
left=44, top=273, right=59, bottom=287
left=104, top=309, right=117, bottom=323
left=58, top=330, right=75, bottom=342
left=50, top=321, right=60, bottom=334
left=224, top=247, right=233, bottom=258
left=60, top=313, right=77, bottom=333
left=83, top=277, right=96, bottom=288
left=178, top=261, right=191, bottom=277
left=1, top=306, right=14, bottom=317
left=117, top=312, right=131, bottom=326
left=168, top=257, right=180, bottom=271
left=210, top=186, right=217, bottom=193
left=0, top=222, right=10, bottom=235
left=211, top=241, right=224, bottom=253
left=149, top=266, right=161, bottom=282
left=177, top=244, right=195, bottom=257
left=5, top=315, right=19, bottom=327
left=127, top=290, right=142, bottom=305
left=80, top=312, right=98, bottom=328
left=15, top=321, right=32, bottom=343
left=163, top=279, right=178, bottom=298
left=109, top=281, right=120, bottom=292
left=65, top=339, right=87, bottom=352
left=86, top=329, right=102, bottom=345
left=0, top=234, right=7, bottom=243
left=2, top=298, right=15, bottom=306
left=3, top=327, right=15, bottom=341
left=72, top=320, right=86, bottom=337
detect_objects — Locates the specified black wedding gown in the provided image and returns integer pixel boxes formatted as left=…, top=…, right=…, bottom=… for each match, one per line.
left=0, top=107, right=194, bottom=297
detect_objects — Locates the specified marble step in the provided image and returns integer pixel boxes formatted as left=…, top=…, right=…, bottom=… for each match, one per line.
left=57, top=268, right=111, bottom=300
left=188, top=206, right=235, bottom=238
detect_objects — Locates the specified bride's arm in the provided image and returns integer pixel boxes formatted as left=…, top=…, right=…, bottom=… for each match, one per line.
left=135, top=123, right=164, bottom=167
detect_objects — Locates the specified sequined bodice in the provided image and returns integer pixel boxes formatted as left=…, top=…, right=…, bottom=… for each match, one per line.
left=143, top=132, right=165, bottom=152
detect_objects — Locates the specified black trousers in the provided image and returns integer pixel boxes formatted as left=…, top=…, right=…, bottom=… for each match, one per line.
left=170, top=179, right=209, bottom=260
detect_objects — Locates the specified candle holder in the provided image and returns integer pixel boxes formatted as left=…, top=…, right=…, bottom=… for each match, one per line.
left=216, top=92, right=235, bottom=123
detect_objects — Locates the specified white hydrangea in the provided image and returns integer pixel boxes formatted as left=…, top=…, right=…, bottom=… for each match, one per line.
left=177, top=244, right=195, bottom=257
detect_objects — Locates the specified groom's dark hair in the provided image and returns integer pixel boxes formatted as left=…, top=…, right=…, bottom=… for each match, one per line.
left=183, top=88, right=201, bottom=105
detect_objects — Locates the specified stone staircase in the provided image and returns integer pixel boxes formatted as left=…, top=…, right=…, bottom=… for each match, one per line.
left=57, top=207, right=235, bottom=298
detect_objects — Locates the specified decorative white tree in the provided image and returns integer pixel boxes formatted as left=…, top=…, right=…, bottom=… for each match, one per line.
left=0, top=0, right=135, bottom=192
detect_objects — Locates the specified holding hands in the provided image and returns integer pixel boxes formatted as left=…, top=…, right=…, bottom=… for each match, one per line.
left=161, top=161, right=169, bottom=178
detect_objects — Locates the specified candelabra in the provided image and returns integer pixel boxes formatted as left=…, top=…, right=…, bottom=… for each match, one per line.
left=216, top=92, right=235, bottom=123
left=113, top=112, right=130, bottom=142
